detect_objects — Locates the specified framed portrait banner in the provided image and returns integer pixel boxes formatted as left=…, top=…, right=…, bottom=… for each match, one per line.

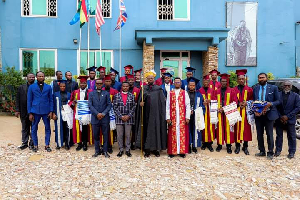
left=226, top=2, right=258, bottom=66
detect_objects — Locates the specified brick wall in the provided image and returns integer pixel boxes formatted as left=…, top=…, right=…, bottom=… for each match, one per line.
left=142, top=41, right=154, bottom=80
left=202, top=46, right=218, bottom=76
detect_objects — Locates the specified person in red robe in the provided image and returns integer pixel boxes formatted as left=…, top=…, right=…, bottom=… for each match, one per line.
left=102, top=75, right=119, bottom=154
left=232, top=69, right=253, bottom=155
left=119, top=65, right=133, bottom=82
left=127, top=74, right=140, bottom=102
left=154, top=68, right=167, bottom=86
left=166, top=77, right=191, bottom=158
left=97, top=66, right=106, bottom=81
left=199, top=75, right=215, bottom=152
left=215, top=73, right=237, bottom=154
left=209, top=69, right=221, bottom=92
left=68, top=75, right=93, bottom=151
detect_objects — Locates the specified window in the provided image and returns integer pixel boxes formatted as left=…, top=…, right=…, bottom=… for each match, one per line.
left=82, top=0, right=111, bottom=18
left=79, top=50, right=113, bottom=75
left=22, top=0, right=57, bottom=17
left=158, top=0, right=190, bottom=21
left=20, top=49, right=57, bottom=77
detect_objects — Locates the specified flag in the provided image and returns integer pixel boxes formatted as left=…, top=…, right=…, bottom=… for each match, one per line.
left=120, top=0, right=126, bottom=11
left=69, top=0, right=89, bottom=28
left=114, top=0, right=127, bottom=31
left=95, top=0, right=105, bottom=35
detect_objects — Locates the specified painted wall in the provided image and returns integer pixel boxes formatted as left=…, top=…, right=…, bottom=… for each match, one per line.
left=0, top=0, right=298, bottom=85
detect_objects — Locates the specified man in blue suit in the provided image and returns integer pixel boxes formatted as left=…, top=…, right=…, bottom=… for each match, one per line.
left=27, top=71, right=53, bottom=152
left=275, top=81, right=300, bottom=159
left=253, top=73, right=280, bottom=160
left=160, top=72, right=174, bottom=97
left=88, top=79, right=112, bottom=158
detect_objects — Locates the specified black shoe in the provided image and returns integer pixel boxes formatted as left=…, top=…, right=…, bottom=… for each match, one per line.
left=83, top=145, right=88, bottom=151
left=56, top=146, right=61, bottom=150
left=255, top=152, right=266, bottom=157
left=117, top=151, right=124, bottom=157
left=208, top=145, right=214, bottom=152
left=179, top=154, right=186, bottom=158
left=108, top=147, right=113, bottom=154
left=29, top=145, right=34, bottom=150
left=227, top=146, right=232, bottom=154
left=153, top=150, right=160, bottom=157
left=92, top=152, right=100, bottom=157
left=267, top=154, right=273, bottom=160
left=188, top=146, right=192, bottom=154
left=287, top=154, right=295, bottom=159
left=32, top=146, right=38, bottom=152
left=144, top=152, right=150, bottom=158
left=99, top=148, right=104, bottom=155
left=104, top=152, right=110, bottom=158
left=192, top=147, right=198, bottom=154
left=201, top=143, right=206, bottom=150
left=125, top=151, right=132, bottom=157
left=234, top=146, right=240, bottom=154
left=168, top=155, right=175, bottom=158
left=216, top=145, right=222, bottom=152
left=45, top=146, right=52, bottom=152
left=274, top=152, right=281, bottom=157
left=131, top=144, right=136, bottom=150
left=76, top=144, right=83, bottom=151
left=18, top=144, right=28, bottom=150
left=65, top=145, right=70, bottom=150
left=242, top=147, right=249, bottom=155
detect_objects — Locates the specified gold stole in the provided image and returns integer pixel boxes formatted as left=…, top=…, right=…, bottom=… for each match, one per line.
left=237, top=90, right=248, bottom=143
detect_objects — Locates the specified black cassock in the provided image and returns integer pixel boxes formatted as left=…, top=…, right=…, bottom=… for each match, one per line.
left=135, top=84, right=167, bottom=151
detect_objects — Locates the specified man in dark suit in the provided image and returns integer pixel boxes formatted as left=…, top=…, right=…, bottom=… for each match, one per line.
left=65, top=71, right=78, bottom=93
left=253, top=73, right=280, bottom=160
left=27, top=71, right=54, bottom=152
left=51, top=71, right=63, bottom=93
left=15, top=73, right=35, bottom=150
left=88, top=79, right=112, bottom=158
left=275, top=81, right=300, bottom=159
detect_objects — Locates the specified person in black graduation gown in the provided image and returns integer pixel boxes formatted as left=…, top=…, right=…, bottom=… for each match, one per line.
left=110, top=68, right=122, bottom=91
left=135, top=71, right=167, bottom=157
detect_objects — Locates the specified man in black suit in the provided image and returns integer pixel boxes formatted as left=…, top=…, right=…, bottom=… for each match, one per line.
left=275, top=81, right=300, bottom=159
left=15, top=73, right=35, bottom=150
left=253, top=73, right=280, bottom=160
left=65, top=71, right=78, bottom=93
left=51, top=71, right=63, bottom=93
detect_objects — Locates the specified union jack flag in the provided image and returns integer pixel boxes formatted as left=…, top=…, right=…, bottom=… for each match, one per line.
left=114, top=0, right=127, bottom=31
left=120, top=0, right=126, bottom=11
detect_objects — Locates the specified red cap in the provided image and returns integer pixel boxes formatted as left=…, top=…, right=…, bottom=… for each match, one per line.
left=97, top=66, right=106, bottom=72
left=127, top=74, right=134, bottom=79
left=160, top=68, right=168, bottom=73
left=203, top=74, right=210, bottom=80
left=124, top=65, right=133, bottom=70
left=134, top=69, right=142, bottom=74
left=104, top=75, right=112, bottom=81
left=77, top=75, right=89, bottom=83
left=236, top=69, right=247, bottom=76
left=219, top=73, right=230, bottom=80
left=209, top=69, right=220, bottom=75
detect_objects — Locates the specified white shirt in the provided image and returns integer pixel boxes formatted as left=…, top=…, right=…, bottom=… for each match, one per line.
left=165, top=83, right=171, bottom=94
left=80, top=88, right=87, bottom=100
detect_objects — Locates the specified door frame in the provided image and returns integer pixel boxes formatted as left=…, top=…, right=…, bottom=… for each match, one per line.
left=160, top=50, right=190, bottom=78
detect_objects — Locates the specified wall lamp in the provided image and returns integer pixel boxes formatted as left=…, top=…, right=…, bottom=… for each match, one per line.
left=73, top=39, right=78, bottom=44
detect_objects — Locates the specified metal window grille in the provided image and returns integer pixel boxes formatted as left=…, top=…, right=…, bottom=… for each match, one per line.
left=22, top=0, right=57, bottom=16
left=102, top=0, right=111, bottom=18
left=158, top=0, right=173, bottom=20
left=23, top=0, right=30, bottom=16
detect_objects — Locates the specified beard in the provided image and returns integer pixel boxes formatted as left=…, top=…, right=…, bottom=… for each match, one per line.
left=259, top=80, right=267, bottom=85
left=105, top=85, right=110, bottom=90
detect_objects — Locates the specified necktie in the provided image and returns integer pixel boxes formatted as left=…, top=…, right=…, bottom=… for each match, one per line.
left=261, top=86, right=264, bottom=101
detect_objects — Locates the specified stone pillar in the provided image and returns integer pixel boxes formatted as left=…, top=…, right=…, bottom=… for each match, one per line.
left=0, top=28, right=2, bottom=72
left=142, top=41, right=154, bottom=80
left=202, top=46, right=219, bottom=76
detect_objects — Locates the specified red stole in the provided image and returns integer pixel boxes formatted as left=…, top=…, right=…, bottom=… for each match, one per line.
left=209, top=80, right=221, bottom=92
left=167, top=90, right=189, bottom=155
left=199, top=87, right=215, bottom=143
left=131, top=87, right=140, bottom=102
left=102, top=87, right=118, bottom=102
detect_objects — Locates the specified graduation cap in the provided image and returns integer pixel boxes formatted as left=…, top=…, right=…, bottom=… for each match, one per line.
left=163, top=72, right=172, bottom=77
left=134, top=68, right=142, bottom=74
left=160, top=68, right=168, bottom=73
left=188, top=77, right=200, bottom=85
left=77, top=75, right=89, bottom=83
left=110, top=68, right=119, bottom=76
left=203, top=74, right=210, bottom=80
left=104, top=75, right=112, bottom=81
left=124, top=65, right=133, bottom=73
left=236, top=69, right=247, bottom=76
left=97, top=66, right=106, bottom=72
left=209, top=69, right=220, bottom=75
left=127, top=74, right=135, bottom=79
left=219, top=73, right=230, bottom=80
left=185, top=67, right=196, bottom=73
left=86, top=66, right=97, bottom=72
left=57, top=80, right=67, bottom=84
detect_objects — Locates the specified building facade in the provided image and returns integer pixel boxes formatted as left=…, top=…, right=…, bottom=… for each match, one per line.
left=0, top=0, right=299, bottom=85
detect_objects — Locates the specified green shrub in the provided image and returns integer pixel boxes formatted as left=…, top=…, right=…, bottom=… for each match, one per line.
left=228, top=70, right=238, bottom=88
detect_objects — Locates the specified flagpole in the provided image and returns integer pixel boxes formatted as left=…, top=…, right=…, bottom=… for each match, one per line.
left=87, top=14, right=90, bottom=69
left=119, top=24, right=122, bottom=74
left=79, top=28, right=82, bottom=75
left=100, top=27, right=102, bottom=66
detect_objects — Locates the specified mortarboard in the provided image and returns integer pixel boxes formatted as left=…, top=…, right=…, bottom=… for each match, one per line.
left=127, top=74, right=135, bottom=79
left=219, top=73, right=230, bottom=80
left=97, top=66, right=106, bottom=72
left=77, top=75, right=89, bottom=83
left=160, top=68, right=168, bottom=73
left=163, top=72, right=172, bottom=77
left=209, top=69, right=220, bottom=75
left=236, top=69, right=247, bottom=76
left=185, top=67, right=196, bottom=73
left=86, top=66, right=98, bottom=72
left=134, top=69, right=142, bottom=74
left=188, top=77, right=200, bottom=85
left=203, top=74, right=210, bottom=80
left=104, top=75, right=112, bottom=81
left=110, top=68, right=119, bottom=76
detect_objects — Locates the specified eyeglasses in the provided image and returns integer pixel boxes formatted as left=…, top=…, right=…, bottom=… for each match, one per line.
left=96, top=83, right=102, bottom=85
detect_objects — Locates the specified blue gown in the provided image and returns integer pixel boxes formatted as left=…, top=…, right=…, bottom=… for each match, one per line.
left=181, top=79, right=201, bottom=91
left=111, top=81, right=122, bottom=91
left=160, top=84, right=175, bottom=97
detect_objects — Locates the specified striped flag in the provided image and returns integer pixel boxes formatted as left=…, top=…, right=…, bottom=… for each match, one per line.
left=120, top=0, right=126, bottom=11
left=114, top=0, right=127, bottom=31
left=95, top=0, right=105, bottom=35
left=80, top=0, right=89, bottom=27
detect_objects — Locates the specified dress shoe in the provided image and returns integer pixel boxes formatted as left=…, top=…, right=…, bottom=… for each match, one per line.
left=227, top=146, right=232, bottom=154
left=92, top=152, right=100, bottom=157
left=104, top=152, right=110, bottom=158
left=108, top=146, right=113, bottom=154
left=192, top=147, right=198, bottom=154
left=168, top=155, right=175, bottom=158
left=29, top=145, right=34, bottom=150
left=216, top=145, right=222, bottom=152
left=267, top=154, right=273, bottom=160
left=117, top=151, right=124, bottom=157
left=65, top=145, right=70, bottom=150
left=234, top=146, right=240, bottom=154
left=144, top=152, right=150, bottom=158
left=45, top=146, right=52, bottom=152
left=153, top=150, right=160, bottom=157
left=131, top=144, right=136, bottom=150
left=18, top=144, right=28, bottom=150
left=179, top=154, right=186, bottom=158
left=287, top=154, right=295, bottom=159
left=125, top=151, right=132, bottom=157
left=274, top=152, right=281, bottom=157
left=208, top=145, right=214, bottom=152
left=242, top=147, right=249, bottom=155
left=201, top=143, right=206, bottom=150
left=32, top=146, right=38, bottom=152
left=83, top=145, right=88, bottom=151
left=255, top=152, right=266, bottom=157
left=56, top=146, right=61, bottom=150
left=188, top=146, right=192, bottom=154
left=76, top=144, right=83, bottom=151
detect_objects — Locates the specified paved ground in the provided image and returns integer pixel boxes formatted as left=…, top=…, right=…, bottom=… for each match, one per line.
left=0, top=116, right=299, bottom=199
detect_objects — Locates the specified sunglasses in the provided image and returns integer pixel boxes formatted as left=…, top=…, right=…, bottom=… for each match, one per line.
left=284, top=85, right=291, bottom=87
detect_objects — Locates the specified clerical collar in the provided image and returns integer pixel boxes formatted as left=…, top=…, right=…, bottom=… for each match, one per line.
left=97, top=89, right=101, bottom=92
left=80, top=88, right=87, bottom=92
left=284, top=91, right=290, bottom=94
left=38, top=81, right=44, bottom=85
left=122, top=91, right=128, bottom=94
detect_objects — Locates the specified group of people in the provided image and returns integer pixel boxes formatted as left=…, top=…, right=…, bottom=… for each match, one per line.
left=15, top=65, right=300, bottom=160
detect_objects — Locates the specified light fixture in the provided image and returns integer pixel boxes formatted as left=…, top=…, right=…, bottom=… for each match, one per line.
left=73, top=39, right=78, bottom=44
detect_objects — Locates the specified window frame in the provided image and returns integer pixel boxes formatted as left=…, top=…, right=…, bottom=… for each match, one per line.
left=157, top=0, right=190, bottom=21
left=19, top=48, right=58, bottom=78
left=76, top=0, right=112, bottom=19
left=77, top=50, right=114, bottom=75
left=21, top=0, right=58, bottom=18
